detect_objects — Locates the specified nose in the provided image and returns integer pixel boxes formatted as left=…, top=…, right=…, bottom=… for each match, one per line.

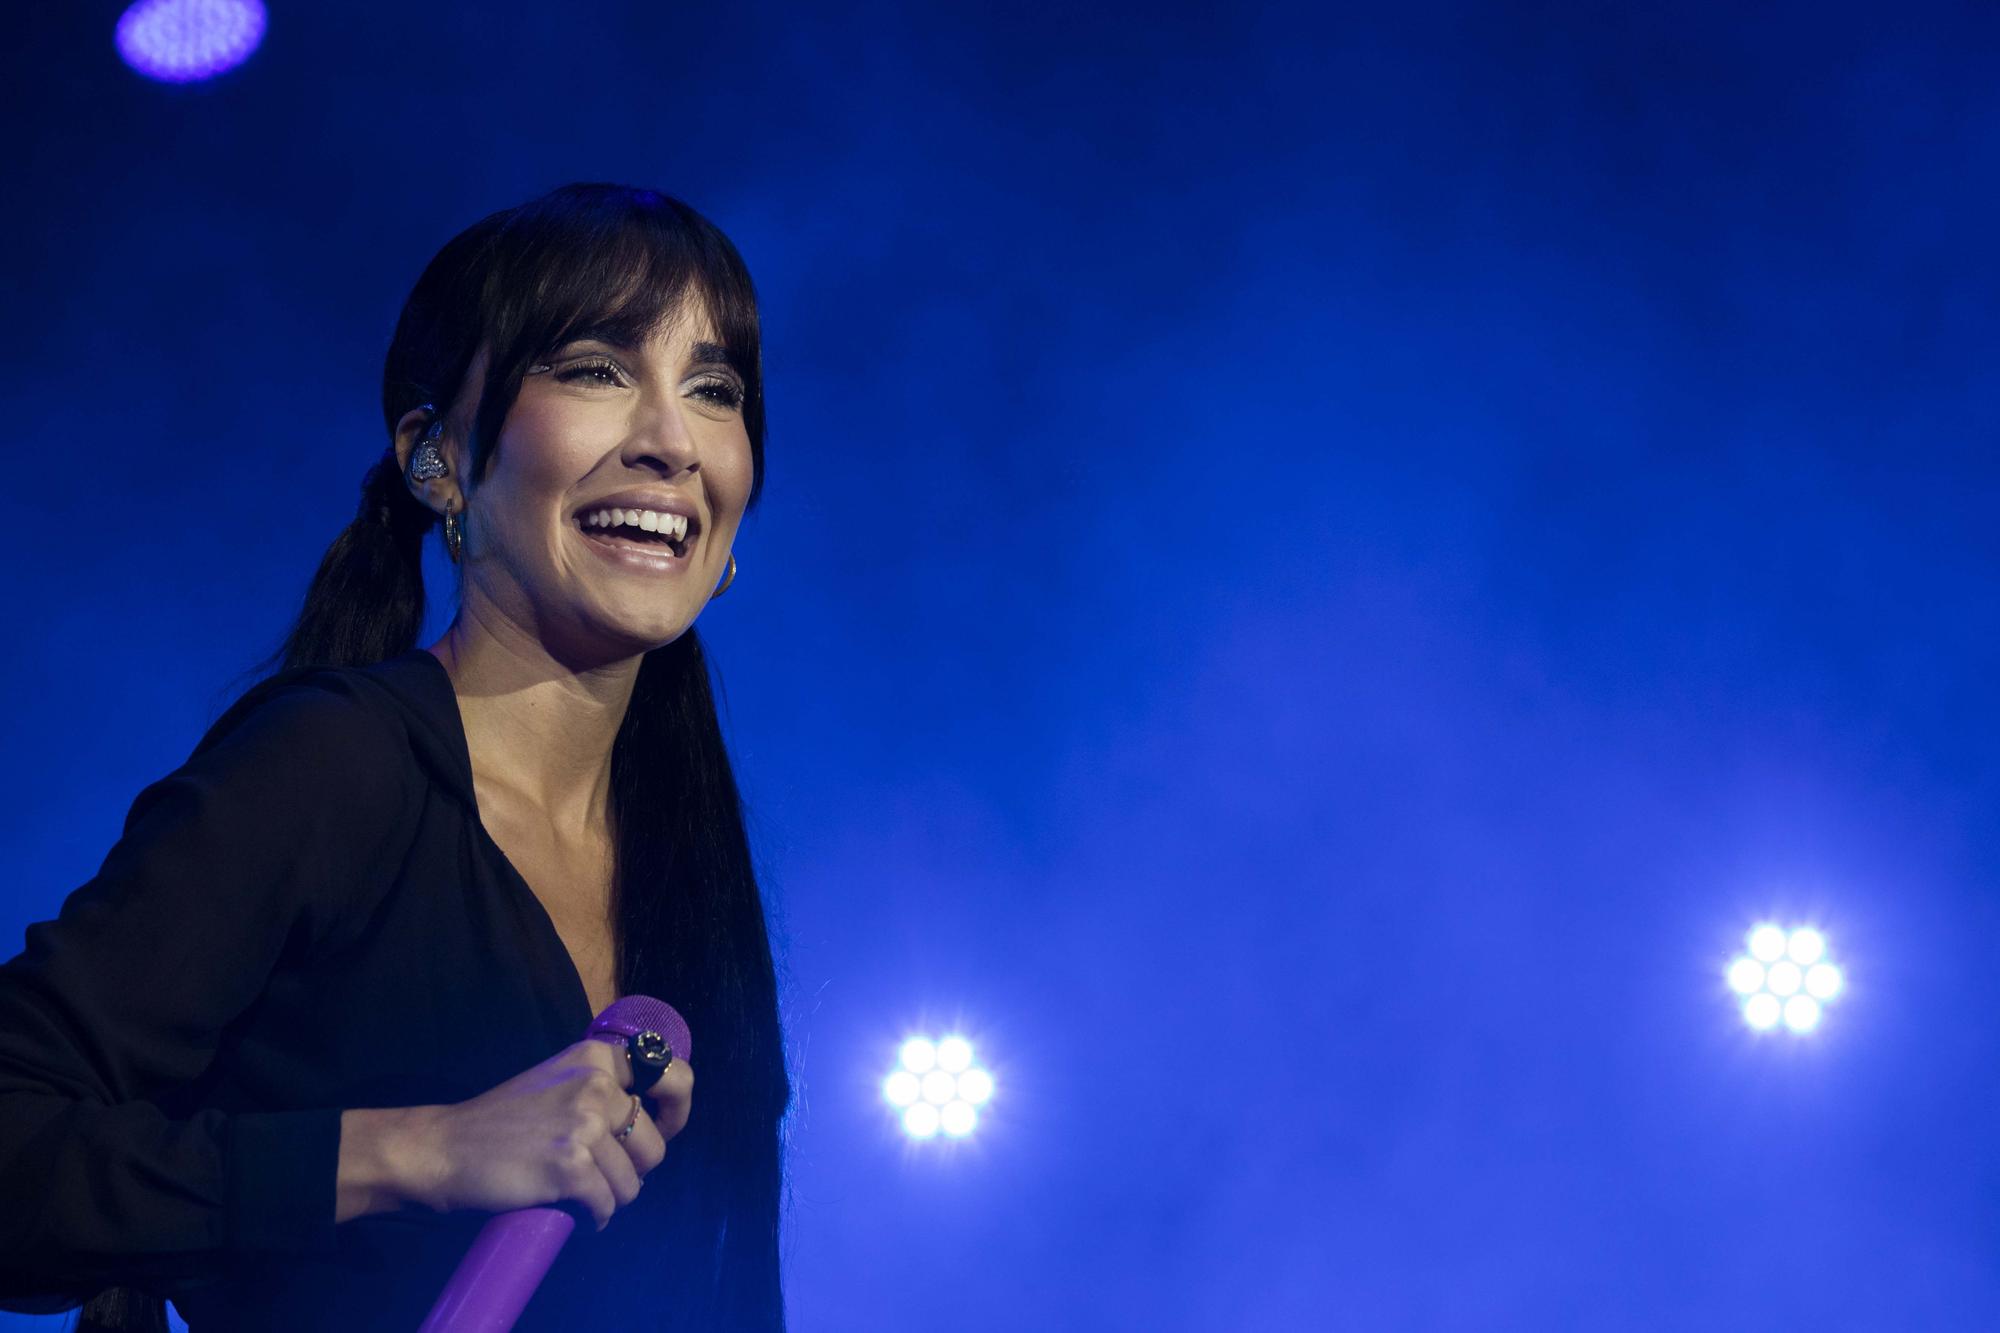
left=620, top=399, right=701, bottom=479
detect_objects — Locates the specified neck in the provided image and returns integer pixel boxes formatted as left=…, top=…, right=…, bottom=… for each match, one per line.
left=425, top=612, right=639, bottom=839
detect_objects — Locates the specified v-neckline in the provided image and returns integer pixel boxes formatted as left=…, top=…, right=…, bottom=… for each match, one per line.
left=410, top=648, right=599, bottom=1033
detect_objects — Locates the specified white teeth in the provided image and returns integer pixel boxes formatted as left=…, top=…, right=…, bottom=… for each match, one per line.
left=579, top=507, right=690, bottom=542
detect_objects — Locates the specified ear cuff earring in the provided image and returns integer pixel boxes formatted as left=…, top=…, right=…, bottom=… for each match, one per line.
left=405, top=410, right=463, bottom=563
left=407, top=423, right=449, bottom=482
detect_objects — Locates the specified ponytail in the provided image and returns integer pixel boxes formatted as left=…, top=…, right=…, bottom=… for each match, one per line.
left=269, top=448, right=437, bottom=672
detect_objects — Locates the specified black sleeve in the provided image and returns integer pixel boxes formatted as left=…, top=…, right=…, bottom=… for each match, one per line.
left=0, top=673, right=420, bottom=1306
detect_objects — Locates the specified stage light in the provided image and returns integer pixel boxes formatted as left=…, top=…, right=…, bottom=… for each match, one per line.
left=936, top=1036, right=973, bottom=1072
left=885, top=1033, right=992, bottom=1140
left=1748, top=925, right=1788, bottom=963
left=1726, top=958, right=1765, bottom=994
left=116, top=0, right=267, bottom=83
left=883, top=1070, right=920, bottom=1107
left=956, top=1068, right=994, bottom=1105
left=1783, top=995, right=1822, bottom=1033
left=1744, top=992, right=1782, bottom=1030
left=1727, top=925, right=1844, bottom=1035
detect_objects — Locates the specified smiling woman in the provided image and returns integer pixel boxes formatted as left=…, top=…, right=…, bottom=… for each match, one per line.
left=387, top=285, right=758, bottom=661
left=0, top=184, right=791, bottom=1332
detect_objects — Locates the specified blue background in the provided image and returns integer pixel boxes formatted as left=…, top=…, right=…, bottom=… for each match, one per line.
left=4, top=2, right=1997, bottom=1328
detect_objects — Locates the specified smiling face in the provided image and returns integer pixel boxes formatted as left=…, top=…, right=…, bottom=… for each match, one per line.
left=396, top=298, right=755, bottom=667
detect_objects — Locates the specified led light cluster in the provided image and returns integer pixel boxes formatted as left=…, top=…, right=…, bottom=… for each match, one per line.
left=1726, top=924, right=1844, bottom=1033
left=883, top=1036, right=993, bottom=1139
left=116, top=0, right=267, bottom=84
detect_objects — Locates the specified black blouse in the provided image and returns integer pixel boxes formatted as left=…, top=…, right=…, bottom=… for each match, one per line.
left=0, top=648, right=680, bottom=1329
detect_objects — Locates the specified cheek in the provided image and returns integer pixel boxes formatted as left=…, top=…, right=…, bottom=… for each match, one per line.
left=710, top=430, right=757, bottom=514
left=490, top=412, right=604, bottom=519
left=510, top=409, right=599, bottom=490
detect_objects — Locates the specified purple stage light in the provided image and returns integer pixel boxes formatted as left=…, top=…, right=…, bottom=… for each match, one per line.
left=115, top=0, right=267, bottom=84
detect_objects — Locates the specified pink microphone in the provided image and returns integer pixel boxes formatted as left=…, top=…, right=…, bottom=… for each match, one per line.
left=417, top=995, right=693, bottom=1333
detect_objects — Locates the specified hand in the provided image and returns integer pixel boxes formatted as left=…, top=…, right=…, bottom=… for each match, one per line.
left=401, top=1037, right=695, bottom=1232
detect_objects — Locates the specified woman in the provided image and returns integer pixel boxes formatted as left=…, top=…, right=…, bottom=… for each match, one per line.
left=0, top=183, right=792, bottom=1330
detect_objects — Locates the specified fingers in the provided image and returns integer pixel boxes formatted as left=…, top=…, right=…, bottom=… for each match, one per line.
left=586, top=1127, right=644, bottom=1231
left=643, top=1059, right=694, bottom=1140
left=587, top=1036, right=690, bottom=1135
left=556, top=1136, right=619, bottom=1233
left=563, top=1049, right=657, bottom=1230
left=579, top=1036, right=633, bottom=1091
left=615, top=1096, right=668, bottom=1174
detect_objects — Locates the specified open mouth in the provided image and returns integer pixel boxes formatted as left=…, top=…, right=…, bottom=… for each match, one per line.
left=576, top=516, right=690, bottom=559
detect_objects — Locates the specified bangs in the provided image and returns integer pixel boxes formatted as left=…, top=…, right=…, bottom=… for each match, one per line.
left=489, top=192, right=761, bottom=389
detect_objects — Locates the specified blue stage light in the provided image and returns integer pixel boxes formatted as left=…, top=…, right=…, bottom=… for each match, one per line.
left=1728, top=924, right=1844, bottom=1034
left=116, top=0, right=267, bottom=84
left=886, top=1033, right=992, bottom=1139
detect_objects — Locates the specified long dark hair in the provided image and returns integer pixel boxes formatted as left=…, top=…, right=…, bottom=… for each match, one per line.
left=83, top=184, right=791, bottom=1332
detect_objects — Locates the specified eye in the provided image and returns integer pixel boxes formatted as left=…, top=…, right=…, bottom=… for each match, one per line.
left=689, top=376, right=746, bottom=411
left=551, top=357, right=628, bottom=388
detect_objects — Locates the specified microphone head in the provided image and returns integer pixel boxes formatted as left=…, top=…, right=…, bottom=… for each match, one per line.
left=586, top=993, right=693, bottom=1063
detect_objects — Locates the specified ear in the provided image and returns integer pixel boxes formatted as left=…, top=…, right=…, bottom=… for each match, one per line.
left=391, top=406, right=465, bottom=518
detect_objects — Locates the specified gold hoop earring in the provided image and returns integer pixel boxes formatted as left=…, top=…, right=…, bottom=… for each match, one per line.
left=443, top=504, right=463, bottom=564
left=710, top=552, right=736, bottom=599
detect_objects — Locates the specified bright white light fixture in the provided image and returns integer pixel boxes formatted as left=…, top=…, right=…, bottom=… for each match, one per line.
left=1728, top=924, right=1844, bottom=1034
left=936, top=1037, right=973, bottom=1072
left=899, top=1038, right=938, bottom=1073
left=886, top=1033, right=992, bottom=1139
left=1748, top=925, right=1788, bottom=963
left=1726, top=958, right=1766, bottom=994
left=882, top=1070, right=921, bottom=1107
left=1787, top=929, right=1826, bottom=965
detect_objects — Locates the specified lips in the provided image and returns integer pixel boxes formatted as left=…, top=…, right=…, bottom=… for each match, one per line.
left=575, top=519, right=694, bottom=571
left=573, top=492, right=703, bottom=542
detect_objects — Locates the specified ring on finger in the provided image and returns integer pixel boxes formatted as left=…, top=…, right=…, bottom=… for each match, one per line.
left=613, top=1093, right=642, bottom=1141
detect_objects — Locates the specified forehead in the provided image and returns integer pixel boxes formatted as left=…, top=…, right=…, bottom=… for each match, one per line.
left=559, top=297, right=725, bottom=359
